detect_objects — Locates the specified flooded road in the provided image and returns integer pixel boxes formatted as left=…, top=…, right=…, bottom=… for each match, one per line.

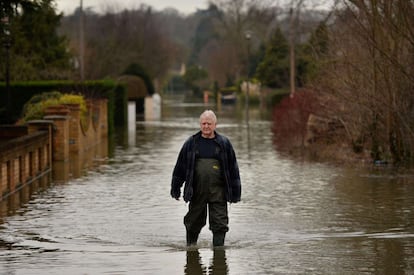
left=1, top=97, right=414, bottom=274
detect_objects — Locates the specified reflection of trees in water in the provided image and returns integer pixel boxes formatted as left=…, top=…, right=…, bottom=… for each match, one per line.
left=185, top=249, right=228, bottom=275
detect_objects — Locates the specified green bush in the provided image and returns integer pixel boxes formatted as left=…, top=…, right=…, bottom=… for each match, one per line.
left=21, top=91, right=87, bottom=123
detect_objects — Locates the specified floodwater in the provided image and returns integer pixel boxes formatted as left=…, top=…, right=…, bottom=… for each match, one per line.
left=1, top=96, right=414, bottom=274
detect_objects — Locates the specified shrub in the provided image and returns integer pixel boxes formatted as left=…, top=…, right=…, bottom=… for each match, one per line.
left=21, top=92, right=87, bottom=124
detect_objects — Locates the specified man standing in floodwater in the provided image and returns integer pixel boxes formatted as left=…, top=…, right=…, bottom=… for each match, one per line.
left=170, top=110, right=241, bottom=247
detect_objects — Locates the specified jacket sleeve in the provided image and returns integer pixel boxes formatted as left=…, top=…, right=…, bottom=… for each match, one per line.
left=227, top=140, right=241, bottom=203
left=170, top=140, right=188, bottom=199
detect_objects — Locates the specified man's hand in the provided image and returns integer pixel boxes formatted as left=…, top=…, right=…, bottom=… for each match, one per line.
left=170, top=188, right=180, bottom=200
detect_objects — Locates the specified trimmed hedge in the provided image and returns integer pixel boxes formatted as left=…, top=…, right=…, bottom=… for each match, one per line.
left=0, top=80, right=128, bottom=137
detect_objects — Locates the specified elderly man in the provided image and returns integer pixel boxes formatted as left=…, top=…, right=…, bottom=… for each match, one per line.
left=171, top=110, right=241, bottom=247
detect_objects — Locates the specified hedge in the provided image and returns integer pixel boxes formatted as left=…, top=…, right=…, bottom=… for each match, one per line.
left=0, top=80, right=128, bottom=137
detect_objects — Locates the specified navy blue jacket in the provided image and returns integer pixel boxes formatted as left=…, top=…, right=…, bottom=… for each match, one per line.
left=171, top=131, right=241, bottom=203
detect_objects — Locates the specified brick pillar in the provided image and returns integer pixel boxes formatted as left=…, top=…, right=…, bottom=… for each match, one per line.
left=7, top=159, right=15, bottom=193
left=86, top=100, right=94, bottom=149
left=64, top=104, right=82, bottom=154
left=27, top=120, right=54, bottom=171
left=100, top=99, right=108, bottom=138
left=0, top=162, right=5, bottom=196
left=43, top=115, right=70, bottom=162
left=44, top=106, right=70, bottom=162
left=6, top=160, right=15, bottom=193
left=52, top=160, right=70, bottom=183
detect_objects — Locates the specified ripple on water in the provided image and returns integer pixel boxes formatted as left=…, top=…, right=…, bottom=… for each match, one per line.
left=1, top=106, right=414, bottom=274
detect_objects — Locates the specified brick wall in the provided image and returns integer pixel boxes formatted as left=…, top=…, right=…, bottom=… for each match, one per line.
left=0, top=98, right=108, bottom=200
left=0, top=130, right=50, bottom=199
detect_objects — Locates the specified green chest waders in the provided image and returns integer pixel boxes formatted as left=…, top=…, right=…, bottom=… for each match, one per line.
left=184, top=158, right=229, bottom=246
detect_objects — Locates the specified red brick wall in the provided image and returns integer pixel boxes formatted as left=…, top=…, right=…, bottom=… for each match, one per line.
left=0, top=99, right=108, bottom=200
left=0, top=130, right=50, bottom=198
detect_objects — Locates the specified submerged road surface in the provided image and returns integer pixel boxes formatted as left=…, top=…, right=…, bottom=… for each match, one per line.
left=1, top=98, right=414, bottom=274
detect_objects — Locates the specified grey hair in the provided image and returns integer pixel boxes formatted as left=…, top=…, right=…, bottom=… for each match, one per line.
left=199, top=110, right=217, bottom=123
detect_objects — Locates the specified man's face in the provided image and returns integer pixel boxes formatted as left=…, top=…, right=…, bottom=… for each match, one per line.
left=200, top=117, right=216, bottom=138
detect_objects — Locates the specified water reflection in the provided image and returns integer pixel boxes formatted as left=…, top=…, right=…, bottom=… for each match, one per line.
left=0, top=175, right=50, bottom=223
left=210, top=249, right=228, bottom=275
left=128, top=101, right=136, bottom=147
left=1, top=137, right=108, bottom=221
left=331, top=168, right=414, bottom=232
left=53, top=137, right=108, bottom=182
left=185, top=250, right=205, bottom=274
left=185, top=249, right=228, bottom=275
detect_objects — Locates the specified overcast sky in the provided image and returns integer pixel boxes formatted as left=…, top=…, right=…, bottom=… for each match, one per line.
left=55, top=0, right=209, bottom=15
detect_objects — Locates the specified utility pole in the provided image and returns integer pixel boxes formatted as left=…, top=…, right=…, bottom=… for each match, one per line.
left=289, top=8, right=296, bottom=98
left=79, top=0, right=84, bottom=81
left=288, top=0, right=305, bottom=98
left=2, top=15, right=11, bottom=122
left=245, top=30, right=252, bottom=124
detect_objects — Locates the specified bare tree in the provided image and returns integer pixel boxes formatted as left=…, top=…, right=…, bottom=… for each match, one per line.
left=285, top=0, right=336, bottom=96
left=205, top=0, right=277, bottom=85
left=203, top=40, right=240, bottom=86
left=61, top=5, right=180, bottom=83
left=314, top=0, right=414, bottom=163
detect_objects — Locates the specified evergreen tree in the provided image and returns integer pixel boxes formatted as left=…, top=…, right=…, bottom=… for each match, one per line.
left=183, top=65, right=208, bottom=94
left=0, top=0, right=72, bottom=81
left=299, top=21, right=329, bottom=84
left=187, top=4, right=221, bottom=66
left=255, top=28, right=289, bottom=88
